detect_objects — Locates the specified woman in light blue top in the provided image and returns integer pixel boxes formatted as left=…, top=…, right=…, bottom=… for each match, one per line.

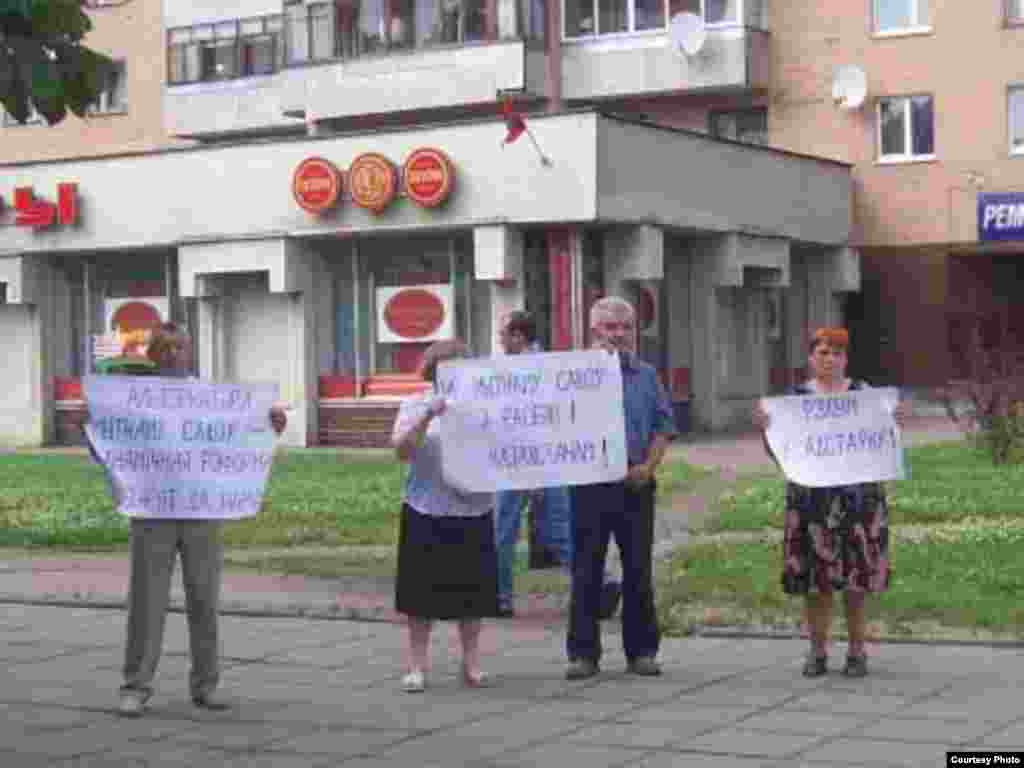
left=392, top=339, right=498, bottom=693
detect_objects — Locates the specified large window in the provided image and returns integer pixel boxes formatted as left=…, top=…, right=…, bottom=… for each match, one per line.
left=1011, top=87, right=1024, bottom=155
left=878, top=95, right=934, bottom=162
left=168, top=16, right=282, bottom=84
left=667, top=0, right=761, bottom=27
left=564, top=0, right=763, bottom=39
left=87, top=60, right=127, bottom=114
left=873, top=0, right=929, bottom=34
left=709, top=107, right=767, bottom=144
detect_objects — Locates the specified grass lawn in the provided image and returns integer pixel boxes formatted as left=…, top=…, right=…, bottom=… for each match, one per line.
left=712, top=442, right=1024, bottom=532
left=0, top=449, right=706, bottom=551
left=659, top=440, right=1024, bottom=638
left=658, top=528, right=1024, bottom=638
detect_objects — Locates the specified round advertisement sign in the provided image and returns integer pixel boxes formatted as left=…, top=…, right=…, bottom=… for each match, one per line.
left=349, top=153, right=398, bottom=213
left=292, top=157, right=342, bottom=215
left=383, top=288, right=446, bottom=339
left=402, top=148, right=454, bottom=208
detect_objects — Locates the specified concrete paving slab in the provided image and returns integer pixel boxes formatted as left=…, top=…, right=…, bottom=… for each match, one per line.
left=489, top=743, right=650, bottom=768
left=797, top=736, right=946, bottom=766
left=679, top=728, right=824, bottom=758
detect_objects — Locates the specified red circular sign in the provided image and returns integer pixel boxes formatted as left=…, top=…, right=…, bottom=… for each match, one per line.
left=349, top=153, right=398, bottom=213
left=402, top=148, right=454, bottom=208
left=292, top=157, right=342, bottom=215
left=384, top=289, right=446, bottom=339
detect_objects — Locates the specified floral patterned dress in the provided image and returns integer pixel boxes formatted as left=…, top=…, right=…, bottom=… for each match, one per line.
left=781, top=380, right=891, bottom=596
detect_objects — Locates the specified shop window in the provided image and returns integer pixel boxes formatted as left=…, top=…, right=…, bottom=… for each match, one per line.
left=1010, top=86, right=1024, bottom=155
left=877, top=95, right=934, bottom=162
left=873, top=0, right=929, bottom=34
left=709, top=107, right=767, bottom=145
left=87, top=59, right=127, bottom=114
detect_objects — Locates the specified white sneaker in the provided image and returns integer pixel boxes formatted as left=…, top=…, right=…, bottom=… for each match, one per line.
left=401, top=670, right=426, bottom=693
left=117, top=691, right=150, bottom=717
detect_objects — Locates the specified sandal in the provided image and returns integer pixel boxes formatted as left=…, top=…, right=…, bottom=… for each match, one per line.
left=401, top=670, right=426, bottom=693
left=461, top=665, right=488, bottom=688
left=802, top=654, right=828, bottom=678
left=842, top=654, right=868, bottom=678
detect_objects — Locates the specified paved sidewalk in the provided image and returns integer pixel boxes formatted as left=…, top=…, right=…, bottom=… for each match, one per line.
left=2, top=602, right=1022, bottom=767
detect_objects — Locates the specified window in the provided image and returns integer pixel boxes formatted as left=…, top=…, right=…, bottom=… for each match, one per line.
left=1011, top=87, right=1024, bottom=155
left=0, top=283, right=6, bottom=304
left=877, top=95, right=934, bottom=161
left=286, top=1, right=338, bottom=63
left=873, top=0, right=929, bottom=34
left=1009, top=0, right=1024, bottom=24
left=667, top=0, right=756, bottom=26
left=709, top=107, right=767, bottom=144
left=565, top=0, right=665, bottom=36
left=88, top=60, right=127, bottom=114
left=168, top=17, right=281, bottom=84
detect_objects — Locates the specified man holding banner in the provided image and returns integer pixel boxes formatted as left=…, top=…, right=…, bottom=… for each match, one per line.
left=565, top=297, right=677, bottom=681
left=85, top=322, right=287, bottom=717
left=753, top=327, right=907, bottom=679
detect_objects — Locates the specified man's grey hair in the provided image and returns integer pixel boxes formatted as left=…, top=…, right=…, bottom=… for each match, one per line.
left=589, top=296, right=635, bottom=326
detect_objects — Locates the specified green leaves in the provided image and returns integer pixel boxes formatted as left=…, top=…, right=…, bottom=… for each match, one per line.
left=0, top=0, right=110, bottom=125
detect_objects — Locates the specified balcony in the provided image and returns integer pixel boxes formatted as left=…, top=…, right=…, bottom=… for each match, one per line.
left=164, top=0, right=544, bottom=138
left=560, top=0, right=770, bottom=100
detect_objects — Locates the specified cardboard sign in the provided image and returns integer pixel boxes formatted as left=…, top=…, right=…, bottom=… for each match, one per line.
left=84, top=375, right=279, bottom=519
left=762, top=386, right=905, bottom=487
left=437, top=350, right=627, bottom=492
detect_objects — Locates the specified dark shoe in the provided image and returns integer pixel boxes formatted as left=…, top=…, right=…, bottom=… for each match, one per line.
left=802, top=655, right=828, bottom=678
left=496, top=600, right=515, bottom=619
left=565, top=658, right=599, bottom=680
left=626, top=656, right=662, bottom=676
left=842, top=654, right=868, bottom=678
left=599, top=581, right=622, bottom=620
left=192, top=693, right=232, bottom=711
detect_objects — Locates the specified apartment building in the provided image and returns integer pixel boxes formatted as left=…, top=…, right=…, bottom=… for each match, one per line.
left=6, top=0, right=937, bottom=448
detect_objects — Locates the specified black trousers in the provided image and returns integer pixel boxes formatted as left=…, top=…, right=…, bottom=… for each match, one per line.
left=567, top=479, right=659, bottom=664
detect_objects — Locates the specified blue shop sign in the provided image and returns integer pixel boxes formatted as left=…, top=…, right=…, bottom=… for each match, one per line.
left=978, top=192, right=1024, bottom=242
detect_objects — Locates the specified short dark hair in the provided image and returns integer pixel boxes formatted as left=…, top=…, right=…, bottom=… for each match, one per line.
left=146, top=322, right=189, bottom=363
left=503, top=311, right=537, bottom=343
left=418, top=339, right=469, bottom=384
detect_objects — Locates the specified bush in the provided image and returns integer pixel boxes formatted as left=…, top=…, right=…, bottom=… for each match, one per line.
left=937, top=329, right=1024, bottom=464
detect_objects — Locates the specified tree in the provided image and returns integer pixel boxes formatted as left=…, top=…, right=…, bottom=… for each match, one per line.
left=0, top=0, right=115, bottom=125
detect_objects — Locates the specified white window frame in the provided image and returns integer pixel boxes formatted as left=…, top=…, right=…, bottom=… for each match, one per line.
left=1010, top=85, right=1024, bottom=156
left=562, top=0, right=752, bottom=42
left=87, top=59, right=127, bottom=115
left=876, top=94, right=935, bottom=164
left=872, top=0, right=931, bottom=37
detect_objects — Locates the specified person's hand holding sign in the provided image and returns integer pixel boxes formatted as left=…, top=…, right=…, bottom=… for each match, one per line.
left=270, top=407, right=288, bottom=435
left=625, top=462, right=654, bottom=488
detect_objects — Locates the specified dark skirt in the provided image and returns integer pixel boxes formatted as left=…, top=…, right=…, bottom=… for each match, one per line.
left=395, top=503, right=499, bottom=620
left=782, top=482, right=891, bottom=596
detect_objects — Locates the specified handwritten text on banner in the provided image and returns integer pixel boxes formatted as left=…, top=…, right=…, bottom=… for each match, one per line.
left=762, top=387, right=905, bottom=487
left=437, top=350, right=627, bottom=493
left=84, top=376, right=279, bottom=519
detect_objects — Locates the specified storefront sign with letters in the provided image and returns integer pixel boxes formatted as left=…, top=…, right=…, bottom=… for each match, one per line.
left=292, top=157, right=343, bottom=215
left=348, top=153, right=398, bottom=213
left=377, top=284, right=452, bottom=343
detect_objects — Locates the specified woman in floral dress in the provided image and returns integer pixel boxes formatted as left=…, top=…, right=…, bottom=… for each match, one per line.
left=754, top=327, right=907, bottom=678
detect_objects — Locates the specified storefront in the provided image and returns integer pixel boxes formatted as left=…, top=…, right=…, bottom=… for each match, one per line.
left=0, top=111, right=856, bottom=448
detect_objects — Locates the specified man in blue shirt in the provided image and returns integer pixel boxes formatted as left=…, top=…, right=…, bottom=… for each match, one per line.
left=566, top=297, right=677, bottom=679
left=493, top=311, right=621, bottom=618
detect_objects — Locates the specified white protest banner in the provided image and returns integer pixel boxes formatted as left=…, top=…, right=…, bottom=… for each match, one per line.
left=762, top=386, right=905, bottom=488
left=437, top=350, right=627, bottom=493
left=83, top=375, right=279, bottom=519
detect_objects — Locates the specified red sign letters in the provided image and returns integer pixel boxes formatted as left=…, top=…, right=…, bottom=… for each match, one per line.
left=2, top=183, right=78, bottom=229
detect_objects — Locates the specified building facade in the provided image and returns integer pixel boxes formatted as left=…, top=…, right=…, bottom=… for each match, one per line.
left=0, top=0, right=903, bottom=448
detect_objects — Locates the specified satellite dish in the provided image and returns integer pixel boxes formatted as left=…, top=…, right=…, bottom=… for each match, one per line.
left=831, top=65, right=868, bottom=110
left=669, top=12, right=707, bottom=58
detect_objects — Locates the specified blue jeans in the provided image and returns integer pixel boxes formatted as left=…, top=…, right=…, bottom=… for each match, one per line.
left=495, top=485, right=572, bottom=604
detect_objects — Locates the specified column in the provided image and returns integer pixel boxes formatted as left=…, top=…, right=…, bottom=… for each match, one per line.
left=474, top=225, right=525, bottom=354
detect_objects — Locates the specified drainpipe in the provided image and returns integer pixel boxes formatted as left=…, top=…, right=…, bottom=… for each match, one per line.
left=545, top=0, right=563, bottom=112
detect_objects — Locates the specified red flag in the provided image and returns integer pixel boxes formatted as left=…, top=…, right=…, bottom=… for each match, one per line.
left=501, top=97, right=527, bottom=144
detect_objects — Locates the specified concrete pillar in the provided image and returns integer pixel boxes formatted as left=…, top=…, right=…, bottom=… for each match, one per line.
left=474, top=225, right=524, bottom=355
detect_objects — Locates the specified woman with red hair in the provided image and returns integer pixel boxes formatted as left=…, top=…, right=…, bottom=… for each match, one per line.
left=754, top=328, right=907, bottom=678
